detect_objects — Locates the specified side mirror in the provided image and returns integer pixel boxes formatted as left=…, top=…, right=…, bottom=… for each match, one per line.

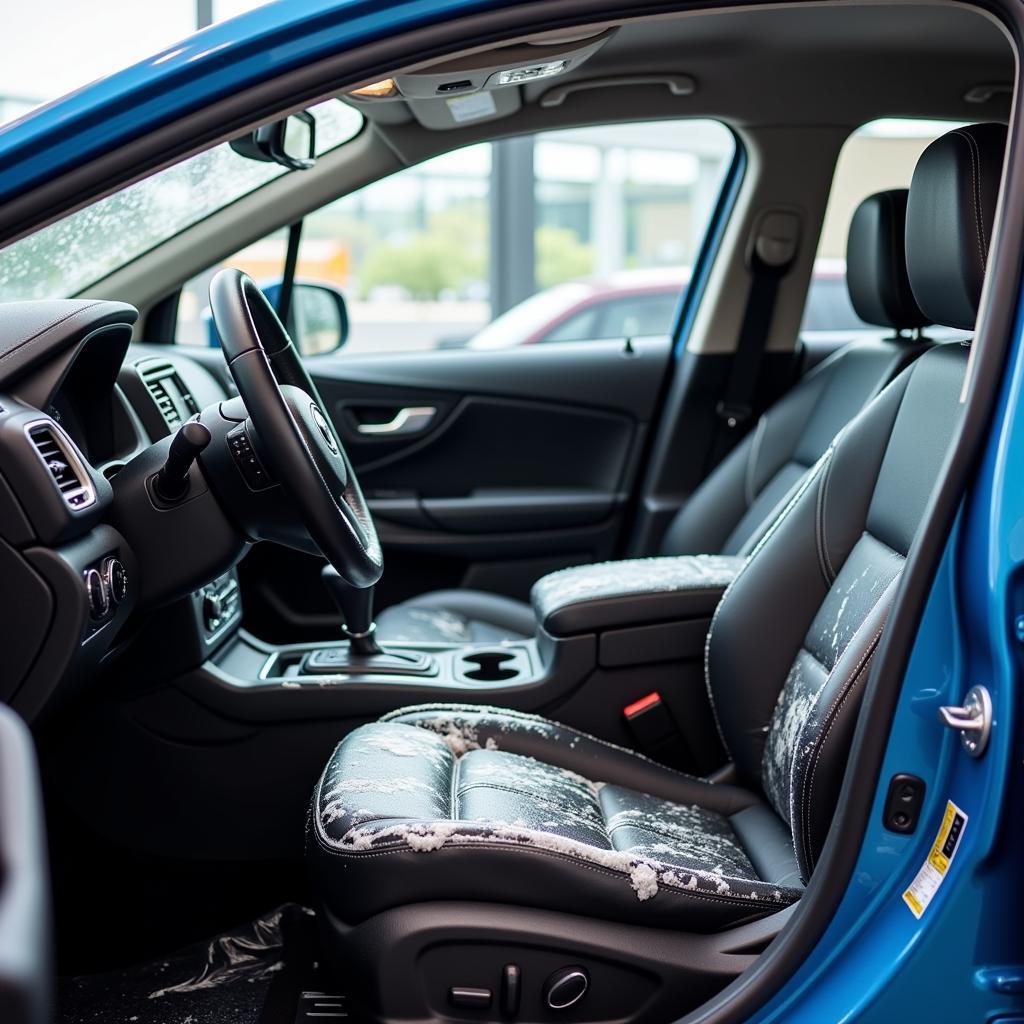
left=259, top=280, right=349, bottom=356
left=288, top=281, right=350, bottom=356
left=229, top=111, right=316, bottom=171
left=202, top=279, right=348, bottom=355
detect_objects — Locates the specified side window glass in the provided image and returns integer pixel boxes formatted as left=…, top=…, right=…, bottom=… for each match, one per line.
left=177, top=120, right=735, bottom=354
left=541, top=307, right=601, bottom=344
left=599, top=294, right=681, bottom=339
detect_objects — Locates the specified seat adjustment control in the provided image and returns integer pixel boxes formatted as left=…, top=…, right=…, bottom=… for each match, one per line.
left=543, top=966, right=589, bottom=1010
left=500, top=964, right=521, bottom=1017
left=449, top=986, right=492, bottom=1009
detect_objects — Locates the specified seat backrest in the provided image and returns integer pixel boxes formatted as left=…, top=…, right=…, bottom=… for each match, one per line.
left=705, top=123, right=1006, bottom=882
left=661, top=189, right=931, bottom=558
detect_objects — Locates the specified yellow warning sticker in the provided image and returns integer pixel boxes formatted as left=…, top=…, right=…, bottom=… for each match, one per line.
left=902, top=800, right=968, bottom=919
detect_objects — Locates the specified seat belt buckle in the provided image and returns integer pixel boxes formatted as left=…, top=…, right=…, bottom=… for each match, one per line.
left=715, top=400, right=752, bottom=429
left=623, top=692, right=679, bottom=758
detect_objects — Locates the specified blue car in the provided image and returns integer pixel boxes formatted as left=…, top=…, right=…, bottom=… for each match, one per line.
left=0, top=3, right=1021, bottom=1024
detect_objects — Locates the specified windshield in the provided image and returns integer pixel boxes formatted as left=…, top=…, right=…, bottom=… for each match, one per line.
left=0, top=98, right=363, bottom=302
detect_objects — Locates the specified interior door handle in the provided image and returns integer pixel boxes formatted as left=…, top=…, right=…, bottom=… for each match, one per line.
left=355, top=406, right=437, bottom=436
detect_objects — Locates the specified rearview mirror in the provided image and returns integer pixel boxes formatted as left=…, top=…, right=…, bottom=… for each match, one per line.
left=229, top=110, right=316, bottom=170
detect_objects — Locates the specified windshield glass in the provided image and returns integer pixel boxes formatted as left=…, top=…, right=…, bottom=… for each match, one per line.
left=0, top=98, right=363, bottom=301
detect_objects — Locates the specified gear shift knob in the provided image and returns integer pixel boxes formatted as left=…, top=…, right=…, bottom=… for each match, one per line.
left=321, top=565, right=382, bottom=656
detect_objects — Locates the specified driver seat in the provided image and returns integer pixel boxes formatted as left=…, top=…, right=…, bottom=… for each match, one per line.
left=306, top=123, right=1004, bottom=1020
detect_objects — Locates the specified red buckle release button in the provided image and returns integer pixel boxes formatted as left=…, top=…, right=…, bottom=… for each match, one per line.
left=624, top=691, right=662, bottom=719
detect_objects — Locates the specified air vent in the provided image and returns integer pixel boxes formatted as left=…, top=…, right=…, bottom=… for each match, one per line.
left=138, top=360, right=198, bottom=432
left=26, top=421, right=96, bottom=510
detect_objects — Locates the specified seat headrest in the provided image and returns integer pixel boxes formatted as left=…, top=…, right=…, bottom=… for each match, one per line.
left=846, top=189, right=928, bottom=331
left=906, top=122, right=1007, bottom=330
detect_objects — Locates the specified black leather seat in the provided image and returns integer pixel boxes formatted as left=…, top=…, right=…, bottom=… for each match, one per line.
left=377, top=189, right=931, bottom=644
left=308, top=124, right=1004, bottom=1012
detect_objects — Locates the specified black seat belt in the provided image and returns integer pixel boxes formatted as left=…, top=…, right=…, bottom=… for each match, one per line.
left=709, top=209, right=800, bottom=466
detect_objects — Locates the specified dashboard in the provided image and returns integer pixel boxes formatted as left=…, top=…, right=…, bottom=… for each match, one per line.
left=0, top=300, right=243, bottom=720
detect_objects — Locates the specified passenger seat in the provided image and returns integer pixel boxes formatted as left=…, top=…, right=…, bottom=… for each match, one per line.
left=377, top=189, right=933, bottom=643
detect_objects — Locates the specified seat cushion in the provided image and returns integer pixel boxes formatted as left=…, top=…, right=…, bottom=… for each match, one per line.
left=375, top=589, right=533, bottom=643
left=309, top=705, right=803, bottom=932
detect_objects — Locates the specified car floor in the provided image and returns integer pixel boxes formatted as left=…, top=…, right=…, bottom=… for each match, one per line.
left=56, top=904, right=356, bottom=1024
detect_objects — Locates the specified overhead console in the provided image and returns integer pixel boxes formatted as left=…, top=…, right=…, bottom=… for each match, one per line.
left=345, top=27, right=616, bottom=129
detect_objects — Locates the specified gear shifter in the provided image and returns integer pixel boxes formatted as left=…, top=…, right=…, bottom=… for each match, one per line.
left=303, top=565, right=436, bottom=677
left=320, top=565, right=382, bottom=656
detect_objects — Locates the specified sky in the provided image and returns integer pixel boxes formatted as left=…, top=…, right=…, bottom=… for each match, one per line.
left=1, top=0, right=269, bottom=107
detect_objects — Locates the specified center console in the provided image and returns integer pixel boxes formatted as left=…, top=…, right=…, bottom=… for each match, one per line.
left=182, top=554, right=745, bottom=772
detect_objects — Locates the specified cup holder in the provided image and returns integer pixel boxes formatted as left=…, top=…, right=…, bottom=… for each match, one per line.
left=461, top=651, right=519, bottom=682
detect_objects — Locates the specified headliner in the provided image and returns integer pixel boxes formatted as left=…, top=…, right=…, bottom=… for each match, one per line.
left=352, top=3, right=1014, bottom=144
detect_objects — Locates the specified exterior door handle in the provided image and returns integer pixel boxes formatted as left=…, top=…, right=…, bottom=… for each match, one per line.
left=937, top=684, right=992, bottom=758
left=355, top=406, right=437, bottom=436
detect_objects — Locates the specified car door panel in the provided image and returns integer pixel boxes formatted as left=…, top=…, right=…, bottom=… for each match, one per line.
left=307, top=336, right=668, bottom=419
left=0, top=705, right=50, bottom=1024
left=258, top=337, right=669, bottom=633
left=311, top=343, right=663, bottom=542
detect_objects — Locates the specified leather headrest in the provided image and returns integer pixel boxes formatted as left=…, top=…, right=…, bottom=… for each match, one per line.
left=846, top=190, right=928, bottom=331
left=906, top=123, right=1007, bottom=330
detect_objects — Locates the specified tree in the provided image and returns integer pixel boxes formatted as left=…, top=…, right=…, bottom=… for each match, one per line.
left=535, top=225, right=593, bottom=290
left=357, top=204, right=487, bottom=300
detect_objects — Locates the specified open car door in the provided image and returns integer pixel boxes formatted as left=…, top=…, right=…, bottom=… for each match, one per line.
left=0, top=705, right=50, bottom=1024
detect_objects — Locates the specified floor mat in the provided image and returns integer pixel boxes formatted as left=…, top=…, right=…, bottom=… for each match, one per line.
left=57, top=904, right=351, bottom=1024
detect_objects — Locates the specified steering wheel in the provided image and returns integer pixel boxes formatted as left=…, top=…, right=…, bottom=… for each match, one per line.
left=209, top=268, right=382, bottom=589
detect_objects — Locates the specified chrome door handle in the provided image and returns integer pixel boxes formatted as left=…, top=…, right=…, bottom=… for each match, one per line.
left=938, top=684, right=992, bottom=758
left=355, top=406, right=437, bottom=436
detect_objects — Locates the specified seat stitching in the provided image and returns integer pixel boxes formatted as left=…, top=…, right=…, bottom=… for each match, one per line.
left=950, top=129, right=986, bottom=274
left=792, top=619, right=884, bottom=833
left=0, top=302, right=106, bottom=364
left=703, top=449, right=834, bottom=755
left=605, top=819, right=755, bottom=873
left=450, top=744, right=460, bottom=820
left=605, top=817, right=719, bottom=846
left=800, top=644, right=880, bottom=874
left=313, top=834, right=800, bottom=909
left=455, top=781, right=605, bottom=829
left=796, top=623, right=885, bottom=873
left=383, top=704, right=706, bottom=782
left=815, top=453, right=836, bottom=585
